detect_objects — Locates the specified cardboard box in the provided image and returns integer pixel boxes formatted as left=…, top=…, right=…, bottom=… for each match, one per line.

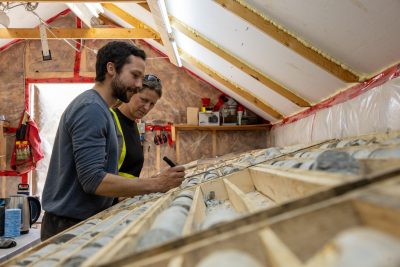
left=186, top=107, right=199, bottom=125
left=199, top=111, right=220, bottom=126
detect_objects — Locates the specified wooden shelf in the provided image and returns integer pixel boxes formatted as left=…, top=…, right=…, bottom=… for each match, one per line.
left=173, top=124, right=270, bottom=131
left=173, top=124, right=269, bottom=162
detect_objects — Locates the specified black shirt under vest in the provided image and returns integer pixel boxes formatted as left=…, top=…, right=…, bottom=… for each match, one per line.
left=113, top=108, right=144, bottom=177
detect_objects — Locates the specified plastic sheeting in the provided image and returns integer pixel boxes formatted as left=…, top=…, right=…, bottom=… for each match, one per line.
left=269, top=75, right=400, bottom=147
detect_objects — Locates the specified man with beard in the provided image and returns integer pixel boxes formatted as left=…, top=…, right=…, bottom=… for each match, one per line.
left=41, top=41, right=185, bottom=241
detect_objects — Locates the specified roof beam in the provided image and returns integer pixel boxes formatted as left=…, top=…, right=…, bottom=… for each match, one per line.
left=98, top=13, right=120, bottom=28
left=214, top=0, right=360, bottom=82
left=0, top=28, right=158, bottom=39
left=138, top=2, right=151, bottom=12
left=101, top=3, right=159, bottom=40
left=171, top=17, right=310, bottom=107
left=147, top=0, right=181, bottom=67
left=180, top=50, right=283, bottom=120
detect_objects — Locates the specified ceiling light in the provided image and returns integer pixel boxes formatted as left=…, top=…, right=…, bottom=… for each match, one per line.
left=157, top=0, right=172, bottom=34
left=0, top=11, right=10, bottom=28
left=171, top=40, right=182, bottom=67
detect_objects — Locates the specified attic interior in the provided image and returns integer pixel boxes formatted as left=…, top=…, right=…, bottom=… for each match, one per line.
left=0, top=1, right=400, bottom=266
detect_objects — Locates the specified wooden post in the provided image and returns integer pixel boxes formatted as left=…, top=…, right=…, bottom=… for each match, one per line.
left=212, top=130, right=217, bottom=157
left=176, top=130, right=180, bottom=163
left=0, top=121, right=6, bottom=197
left=156, top=130, right=161, bottom=173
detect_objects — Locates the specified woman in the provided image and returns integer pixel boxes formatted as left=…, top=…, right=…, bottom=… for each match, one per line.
left=111, top=74, right=162, bottom=178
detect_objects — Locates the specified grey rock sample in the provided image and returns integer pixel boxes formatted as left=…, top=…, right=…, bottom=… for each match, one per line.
left=181, top=176, right=200, bottom=189
left=271, top=160, right=284, bottom=166
left=381, top=136, right=400, bottom=145
left=312, top=151, right=360, bottom=174
left=31, top=259, right=59, bottom=267
left=298, top=160, right=315, bottom=170
left=264, top=147, right=282, bottom=159
left=119, top=192, right=163, bottom=208
left=136, top=191, right=193, bottom=251
left=62, top=246, right=100, bottom=267
left=221, top=165, right=240, bottom=176
left=320, top=227, right=400, bottom=267
left=351, top=149, right=372, bottom=159
left=336, top=139, right=367, bottom=148
left=302, top=151, right=324, bottom=158
left=53, top=219, right=102, bottom=244
left=201, top=208, right=238, bottom=230
left=369, top=148, right=400, bottom=158
left=294, top=151, right=305, bottom=158
left=347, top=139, right=368, bottom=146
left=202, top=170, right=219, bottom=181
left=272, top=160, right=301, bottom=168
left=89, top=210, right=130, bottom=235
left=195, top=249, right=265, bottom=267
left=282, top=160, right=302, bottom=168
left=15, top=244, right=60, bottom=266
left=320, top=141, right=340, bottom=149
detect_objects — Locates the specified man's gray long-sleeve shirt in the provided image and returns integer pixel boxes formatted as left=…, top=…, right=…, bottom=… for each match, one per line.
left=42, top=89, right=119, bottom=220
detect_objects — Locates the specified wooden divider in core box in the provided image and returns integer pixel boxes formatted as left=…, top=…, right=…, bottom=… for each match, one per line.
left=106, top=174, right=400, bottom=267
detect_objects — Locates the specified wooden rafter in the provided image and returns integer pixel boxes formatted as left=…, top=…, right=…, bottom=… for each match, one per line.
left=180, top=50, right=283, bottom=120
left=138, top=2, right=151, bottom=12
left=0, top=28, right=158, bottom=39
left=102, top=3, right=158, bottom=36
left=98, top=14, right=120, bottom=28
left=98, top=8, right=162, bottom=45
left=214, top=0, right=360, bottom=82
left=171, top=17, right=310, bottom=107
left=147, top=0, right=180, bottom=67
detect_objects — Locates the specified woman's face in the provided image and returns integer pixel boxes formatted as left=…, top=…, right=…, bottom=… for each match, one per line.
left=128, top=88, right=160, bottom=119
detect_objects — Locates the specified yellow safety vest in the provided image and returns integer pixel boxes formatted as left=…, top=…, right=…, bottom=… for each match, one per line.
left=110, top=108, right=138, bottom=179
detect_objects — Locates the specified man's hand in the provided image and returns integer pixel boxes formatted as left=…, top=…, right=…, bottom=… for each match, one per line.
left=153, top=166, right=185, bottom=192
left=95, top=166, right=186, bottom=197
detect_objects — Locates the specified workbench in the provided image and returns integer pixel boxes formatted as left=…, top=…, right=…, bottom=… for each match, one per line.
left=0, top=228, right=40, bottom=263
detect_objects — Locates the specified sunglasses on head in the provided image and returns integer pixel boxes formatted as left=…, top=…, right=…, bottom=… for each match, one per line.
left=144, top=74, right=160, bottom=83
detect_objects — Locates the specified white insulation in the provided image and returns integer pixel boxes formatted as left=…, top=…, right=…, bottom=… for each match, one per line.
left=269, top=75, right=400, bottom=147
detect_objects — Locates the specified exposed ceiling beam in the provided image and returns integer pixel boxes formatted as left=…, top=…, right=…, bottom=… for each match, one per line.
left=138, top=2, right=151, bottom=12
left=101, top=3, right=160, bottom=40
left=147, top=0, right=181, bottom=67
left=214, top=0, right=360, bottom=83
left=0, top=28, right=158, bottom=39
left=180, top=50, right=283, bottom=120
left=171, top=17, right=310, bottom=107
left=98, top=13, right=120, bottom=28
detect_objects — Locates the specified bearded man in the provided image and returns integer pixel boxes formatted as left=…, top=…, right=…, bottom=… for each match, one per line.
left=41, top=41, right=185, bottom=241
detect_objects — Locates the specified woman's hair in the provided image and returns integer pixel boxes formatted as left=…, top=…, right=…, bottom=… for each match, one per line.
left=141, top=74, right=162, bottom=97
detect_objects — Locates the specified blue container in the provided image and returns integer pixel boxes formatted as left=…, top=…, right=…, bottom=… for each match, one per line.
left=4, top=208, right=21, bottom=238
left=0, top=205, right=4, bottom=236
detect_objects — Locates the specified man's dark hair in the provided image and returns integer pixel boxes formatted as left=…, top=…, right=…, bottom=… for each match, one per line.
left=95, top=41, right=146, bottom=82
left=141, top=74, right=162, bottom=97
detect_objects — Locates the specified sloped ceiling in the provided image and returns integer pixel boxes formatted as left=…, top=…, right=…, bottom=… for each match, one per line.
left=1, top=0, right=400, bottom=123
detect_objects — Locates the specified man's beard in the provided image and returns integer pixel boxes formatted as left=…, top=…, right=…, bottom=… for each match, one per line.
left=111, top=75, right=138, bottom=103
